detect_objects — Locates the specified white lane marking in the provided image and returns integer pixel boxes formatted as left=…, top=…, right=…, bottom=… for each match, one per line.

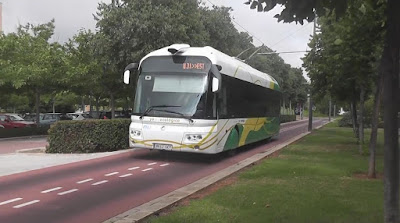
left=0, top=198, right=23, bottom=206
left=41, top=187, right=62, bottom=194
left=58, top=189, right=78, bottom=196
left=142, top=168, right=152, bottom=172
left=105, top=172, right=119, bottom=176
left=128, top=167, right=140, bottom=170
left=92, top=180, right=108, bottom=186
left=119, top=173, right=132, bottom=178
left=77, top=178, right=93, bottom=184
left=13, top=200, right=40, bottom=208
left=148, top=162, right=157, bottom=166
left=160, top=163, right=169, bottom=167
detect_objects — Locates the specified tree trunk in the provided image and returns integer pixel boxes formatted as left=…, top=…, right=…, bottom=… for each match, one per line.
left=329, top=99, right=332, bottom=122
left=333, top=104, right=336, bottom=118
left=89, top=95, right=93, bottom=117
left=96, top=97, right=100, bottom=119
left=368, top=72, right=383, bottom=178
left=358, top=86, right=365, bottom=154
left=52, top=95, right=55, bottom=114
left=383, top=0, right=400, bottom=221
left=81, top=97, right=85, bottom=113
left=35, top=88, right=40, bottom=125
left=308, top=95, right=313, bottom=131
left=110, top=92, right=115, bottom=119
left=350, top=102, right=359, bottom=142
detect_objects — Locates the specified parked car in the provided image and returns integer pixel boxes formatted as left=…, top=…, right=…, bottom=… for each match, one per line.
left=0, top=114, right=36, bottom=128
left=24, top=113, right=64, bottom=125
left=67, top=113, right=94, bottom=120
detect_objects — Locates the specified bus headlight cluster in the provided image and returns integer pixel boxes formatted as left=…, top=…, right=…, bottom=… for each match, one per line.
left=130, top=129, right=142, bottom=138
left=185, top=134, right=204, bottom=142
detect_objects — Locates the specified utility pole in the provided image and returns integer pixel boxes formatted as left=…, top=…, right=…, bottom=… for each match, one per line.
left=308, top=13, right=317, bottom=132
left=333, top=104, right=336, bottom=118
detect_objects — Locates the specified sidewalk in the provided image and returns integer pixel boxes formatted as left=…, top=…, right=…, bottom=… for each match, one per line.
left=0, top=149, right=135, bottom=177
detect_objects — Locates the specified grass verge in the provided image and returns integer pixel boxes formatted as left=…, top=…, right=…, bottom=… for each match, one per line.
left=148, top=124, right=385, bottom=223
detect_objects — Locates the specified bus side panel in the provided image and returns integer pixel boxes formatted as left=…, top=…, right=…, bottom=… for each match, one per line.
left=221, top=117, right=279, bottom=151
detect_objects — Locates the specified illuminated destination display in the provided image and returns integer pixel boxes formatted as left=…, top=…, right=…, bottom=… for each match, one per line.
left=183, top=63, right=205, bottom=70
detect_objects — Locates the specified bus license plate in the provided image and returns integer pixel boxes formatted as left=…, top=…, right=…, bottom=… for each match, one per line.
left=153, top=143, right=173, bottom=150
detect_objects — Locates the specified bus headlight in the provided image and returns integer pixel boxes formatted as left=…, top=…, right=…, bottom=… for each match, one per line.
left=185, top=134, right=204, bottom=143
left=130, top=129, right=142, bottom=139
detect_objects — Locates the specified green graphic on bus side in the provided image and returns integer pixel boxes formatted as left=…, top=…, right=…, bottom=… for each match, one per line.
left=223, top=117, right=279, bottom=151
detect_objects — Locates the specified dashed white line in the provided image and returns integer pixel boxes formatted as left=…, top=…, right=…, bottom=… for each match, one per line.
left=41, top=187, right=62, bottom=194
left=105, top=172, right=119, bottom=176
left=92, top=180, right=108, bottom=186
left=148, top=162, right=157, bottom=166
left=160, top=163, right=169, bottom=167
left=0, top=198, right=23, bottom=206
left=128, top=167, right=140, bottom=170
left=119, top=173, right=132, bottom=178
left=58, top=189, right=78, bottom=196
left=13, top=200, right=40, bottom=208
left=142, top=168, right=153, bottom=172
left=77, top=178, right=93, bottom=184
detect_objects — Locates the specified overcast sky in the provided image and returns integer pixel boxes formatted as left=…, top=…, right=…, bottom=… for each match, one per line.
left=0, top=0, right=313, bottom=75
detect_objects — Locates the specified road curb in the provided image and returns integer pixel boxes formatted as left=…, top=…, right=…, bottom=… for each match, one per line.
left=16, top=147, right=46, bottom=153
left=0, top=135, right=47, bottom=141
left=104, top=120, right=331, bottom=223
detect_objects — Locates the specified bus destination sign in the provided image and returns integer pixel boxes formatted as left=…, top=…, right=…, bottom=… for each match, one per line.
left=183, top=63, right=205, bottom=70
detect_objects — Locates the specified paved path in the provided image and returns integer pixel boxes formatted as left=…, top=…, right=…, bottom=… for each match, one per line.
left=0, top=136, right=48, bottom=154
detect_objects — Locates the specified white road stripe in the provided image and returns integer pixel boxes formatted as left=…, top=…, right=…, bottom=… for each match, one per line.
left=41, top=187, right=62, bottom=194
left=128, top=167, right=140, bottom=170
left=92, top=180, right=108, bottom=186
left=119, top=173, right=132, bottom=178
left=142, top=168, right=152, bottom=172
left=160, top=163, right=169, bottom=167
left=0, top=198, right=23, bottom=206
left=58, top=189, right=78, bottom=196
left=148, top=162, right=157, bottom=166
left=77, top=178, right=93, bottom=184
left=105, top=172, right=119, bottom=176
left=13, top=200, right=40, bottom=208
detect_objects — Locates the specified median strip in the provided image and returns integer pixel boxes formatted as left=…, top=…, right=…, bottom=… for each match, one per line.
left=0, top=198, right=23, bottom=206
left=92, top=180, right=108, bottom=186
left=77, top=178, right=93, bottom=184
left=58, top=189, right=78, bottom=196
left=105, top=172, right=119, bottom=176
left=13, top=200, right=40, bottom=208
left=41, top=187, right=62, bottom=194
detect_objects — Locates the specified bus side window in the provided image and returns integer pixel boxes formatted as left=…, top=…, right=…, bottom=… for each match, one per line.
left=218, top=85, right=228, bottom=118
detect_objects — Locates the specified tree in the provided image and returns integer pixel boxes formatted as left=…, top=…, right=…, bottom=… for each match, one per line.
left=246, top=0, right=399, bottom=222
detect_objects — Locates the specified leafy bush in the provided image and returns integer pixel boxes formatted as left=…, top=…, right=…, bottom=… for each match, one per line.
left=47, top=119, right=130, bottom=153
left=0, top=126, right=50, bottom=138
left=338, top=113, right=353, bottom=127
left=280, top=115, right=296, bottom=123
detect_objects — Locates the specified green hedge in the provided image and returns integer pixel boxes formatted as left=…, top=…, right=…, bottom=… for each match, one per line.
left=47, top=119, right=131, bottom=153
left=280, top=115, right=296, bottom=123
left=0, top=126, right=50, bottom=138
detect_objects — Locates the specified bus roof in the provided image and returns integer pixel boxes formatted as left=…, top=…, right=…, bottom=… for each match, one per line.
left=140, top=44, right=280, bottom=91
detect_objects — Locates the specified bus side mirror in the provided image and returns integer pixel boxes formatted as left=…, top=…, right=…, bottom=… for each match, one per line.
left=212, top=77, right=219, bottom=92
left=211, top=65, right=222, bottom=93
left=123, top=63, right=139, bottom=84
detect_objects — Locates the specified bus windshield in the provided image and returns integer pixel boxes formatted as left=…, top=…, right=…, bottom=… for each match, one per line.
left=133, top=56, right=212, bottom=119
left=133, top=72, right=208, bottom=118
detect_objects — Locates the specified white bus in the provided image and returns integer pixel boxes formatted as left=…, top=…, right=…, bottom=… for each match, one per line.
left=123, top=44, right=281, bottom=154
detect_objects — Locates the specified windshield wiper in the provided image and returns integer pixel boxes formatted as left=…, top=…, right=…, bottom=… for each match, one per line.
left=151, top=109, right=194, bottom=123
left=140, top=105, right=181, bottom=119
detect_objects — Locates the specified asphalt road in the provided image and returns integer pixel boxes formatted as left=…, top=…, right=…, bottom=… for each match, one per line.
left=0, top=136, right=48, bottom=154
left=0, top=118, right=327, bottom=223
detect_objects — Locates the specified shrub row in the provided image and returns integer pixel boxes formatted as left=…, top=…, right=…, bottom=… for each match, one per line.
left=0, top=126, right=50, bottom=138
left=47, top=119, right=131, bottom=153
left=280, top=115, right=296, bottom=123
